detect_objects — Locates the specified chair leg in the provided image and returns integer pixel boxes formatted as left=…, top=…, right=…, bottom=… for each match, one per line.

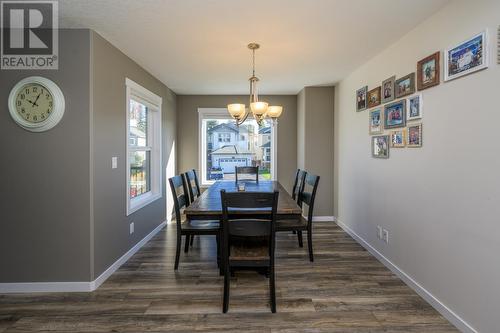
left=223, top=265, right=230, bottom=313
left=297, top=231, right=303, bottom=247
left=270, top=265, right=276, bottom=313
left=174, top=233, right=181, bottom=270
left=216, top=233, right=223, bottom=275
left=307, top=229, right=314, bottom=262
left=190, top=235, right=194, bottom=246
left=184, top=234, right=190, bottom=253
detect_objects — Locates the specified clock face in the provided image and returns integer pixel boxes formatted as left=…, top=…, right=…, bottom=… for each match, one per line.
left=15, top=83, right=54, bottom=124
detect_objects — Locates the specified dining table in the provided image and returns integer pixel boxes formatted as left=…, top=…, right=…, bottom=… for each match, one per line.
left=184, top=180, right=302, bottom=220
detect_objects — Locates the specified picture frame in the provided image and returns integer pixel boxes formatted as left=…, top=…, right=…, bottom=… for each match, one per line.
left=372, top=135, right=390, bottom=159
left=407, top=94, right=423, bottom=121
left=381, top=76, right=395, bottom=103
left=390, top=129, right=406, bottom=148
left=444, top=30, right=489, bottom=81
left=384, top=99, right=406, bottom=129
left=497, top=25, right=499, bottom=64
left=356, top=86, right=368, bottom=112
left=369, top=108, right=383, bottom=134
left=395, top=73, right=415, bottom=98
left=417, top=52, right=440, bottom=90
left=367, top=86, right=381, bottom=108
left=407, top=123, right=423, bottom=148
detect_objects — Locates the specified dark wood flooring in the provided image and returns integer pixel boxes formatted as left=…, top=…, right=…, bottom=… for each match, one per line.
left=0, top=222, right=458, bottom=332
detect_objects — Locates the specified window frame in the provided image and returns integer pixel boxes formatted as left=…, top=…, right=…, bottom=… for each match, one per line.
left=198, top=108, right=277, bottom=186
left=126, top=78, right=162, bottom=216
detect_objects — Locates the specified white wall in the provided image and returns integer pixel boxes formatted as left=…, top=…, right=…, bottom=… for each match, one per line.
left=334, top=1, right=499, bottom=332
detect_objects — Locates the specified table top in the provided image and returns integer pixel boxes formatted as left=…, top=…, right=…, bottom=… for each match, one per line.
left=184, top=181, right=302, bottom=217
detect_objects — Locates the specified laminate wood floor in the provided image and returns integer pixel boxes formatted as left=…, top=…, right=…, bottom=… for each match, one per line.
left=0, top=222, right=458, bottom=332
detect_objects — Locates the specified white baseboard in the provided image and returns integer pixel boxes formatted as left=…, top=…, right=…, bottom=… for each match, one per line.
left=312, top=216, right=336, bottom=222
left=335, top=219, right=477, bottom=333
left=0, top=221, right=166, bottom=294
left=90, top=220, right=166, bottom=290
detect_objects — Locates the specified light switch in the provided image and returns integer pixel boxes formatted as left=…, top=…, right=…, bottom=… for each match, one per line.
left=112, top=157, right=118, bottom=169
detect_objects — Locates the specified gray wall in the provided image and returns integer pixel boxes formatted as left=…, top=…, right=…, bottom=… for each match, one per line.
left=334, top=0, right=499, bottom=331
left=0, top=29, right=177, bottom=283
left=0, top=30, right=92, bottom=282
left=91, top=31, right=177, bottom=278
left=177, top=95, right=297, bottom=192
left=297, top=87, right=335, bottom=217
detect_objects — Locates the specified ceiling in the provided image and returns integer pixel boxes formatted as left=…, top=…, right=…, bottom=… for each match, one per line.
left=59, top=0, right=449, bottom=95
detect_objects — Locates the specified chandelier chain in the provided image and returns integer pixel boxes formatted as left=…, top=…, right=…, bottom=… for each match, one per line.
left=252, top=48, right=256, bottom=77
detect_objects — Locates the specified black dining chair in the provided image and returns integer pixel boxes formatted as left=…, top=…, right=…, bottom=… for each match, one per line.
left=184, top=169, right=202, bottom=247
left=185, top=169, right=201, bottom=203
left=235, top=166, right=259, bottom=183
left=276, top=173, right=320, bottom=262
left=291, top=169, right=307, bottom=205
left=220, top=190, right=279, bottom=313
left=169, top=175, right=220, bottom=270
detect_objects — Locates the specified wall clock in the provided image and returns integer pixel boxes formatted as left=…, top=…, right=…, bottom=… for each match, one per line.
left=8, top=76, right=65, bottom=132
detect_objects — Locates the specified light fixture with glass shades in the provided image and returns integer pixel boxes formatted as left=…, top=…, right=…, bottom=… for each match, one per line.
left=227, top=43, right=283, bottom=126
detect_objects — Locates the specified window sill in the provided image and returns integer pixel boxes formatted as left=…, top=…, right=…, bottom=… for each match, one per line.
left=127, top=192, right=162, bottom=216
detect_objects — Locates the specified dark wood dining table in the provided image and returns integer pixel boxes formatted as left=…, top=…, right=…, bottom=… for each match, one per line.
left=184, top=180, right=302, bottom=220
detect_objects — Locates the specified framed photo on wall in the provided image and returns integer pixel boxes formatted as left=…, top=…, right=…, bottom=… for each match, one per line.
left=395, top=73, right=415, bottom=98
left=372, top=135, right=390, bottom=159
left=356, top=86, right=368, bottom=112
left=444, top=30, right=489, bottom=81
left=407, top=94, right=423, bottom=121
left=407, top=123, right=423, bottom=147
left=417, top=51, right=440, bottom=90
left=390, top=129, right=406, bottom=148
left=369, top=108, right=383, bottom=134
left=384, top=100, right=406, bottom=129
left=381, top=76, right=395, bottom=103
left=367, top=86, right=381, bottom=108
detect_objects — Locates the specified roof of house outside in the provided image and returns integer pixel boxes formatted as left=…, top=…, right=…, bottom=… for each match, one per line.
left=208, top=123, right=239, bottom=133
left=260, top=141, right=271, bottom=148
left=130, top=126, right=146, bottom=139
left=211, top=145, right=252, bottom=155
left=258, top=127, right=271, bottom=134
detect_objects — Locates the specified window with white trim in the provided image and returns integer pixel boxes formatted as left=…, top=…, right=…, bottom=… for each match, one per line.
left=126, top=78, right=162, bottom=215
left=198, top=108, right=277, bottom=186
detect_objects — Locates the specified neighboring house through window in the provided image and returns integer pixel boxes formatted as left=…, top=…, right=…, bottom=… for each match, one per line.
left=198, top=108, right=277, bottom=185
left=126, top=78, right=162, bottom=215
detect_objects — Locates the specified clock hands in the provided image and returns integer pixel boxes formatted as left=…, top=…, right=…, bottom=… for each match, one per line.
left=26, top=93, right=41, bottom=107
left=32, top=93, right=42, bottom=107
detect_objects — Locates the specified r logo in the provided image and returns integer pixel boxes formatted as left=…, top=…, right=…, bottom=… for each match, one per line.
left=1, top=1, right=58, bottom=69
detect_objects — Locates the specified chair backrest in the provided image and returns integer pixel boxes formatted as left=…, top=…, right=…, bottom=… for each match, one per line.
left=185, top=169, right=201, bottom=203
left=291, top=169, right=307, bottom=204
left=235, top=166, right=259, bottom=182
left=220, top=190, right=279, bottom=258
left=299, top=173, right=320, bottom=225
left=168, top=175, right=189, bottom=232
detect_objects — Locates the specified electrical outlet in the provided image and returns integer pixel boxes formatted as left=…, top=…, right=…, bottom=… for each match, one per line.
left=382, top=229, right=389, bottom=243
left=377, top=225, right=383, bottom=239
left=111, top=157, right=118, bottom=169
left=130, top=222, right=134, bottom=234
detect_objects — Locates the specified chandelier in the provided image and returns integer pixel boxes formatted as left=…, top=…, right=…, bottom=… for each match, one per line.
left=227, top=43, right=283, bottom=126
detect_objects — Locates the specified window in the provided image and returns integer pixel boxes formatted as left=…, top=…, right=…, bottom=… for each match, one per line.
left=198, top=108, right=277, bottom=185
left=126, top=78, right=162, bottom=215
left=218, top=133, right=231, bottom=143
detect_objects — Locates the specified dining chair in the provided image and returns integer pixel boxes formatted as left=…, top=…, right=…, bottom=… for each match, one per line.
left=276, top=173, right=320, bottom=262
left=168, top=175, right=220, bottom=270
left=235, top=166, right=259, bottom=183
left=184, top=169, right=202, bottom=247
left=220, top=190, right=279, bottom=313
left=185, top=169, right=201, bottom=203
left=291, top=169, right=307, bottom=205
